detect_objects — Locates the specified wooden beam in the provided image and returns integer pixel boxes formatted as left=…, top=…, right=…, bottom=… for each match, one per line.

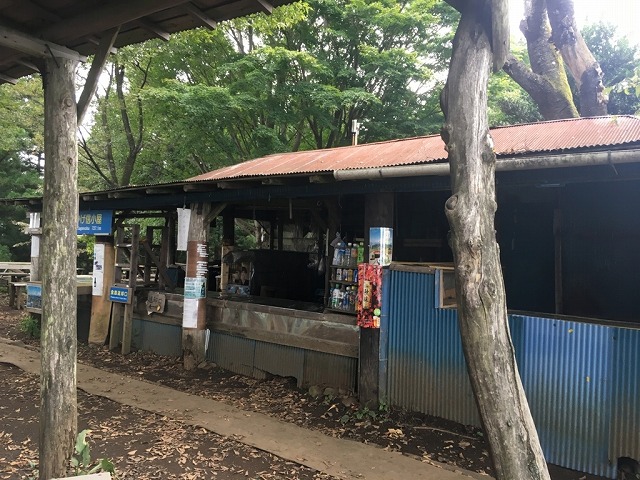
left=0, top=72, right=17, bottom=84
left=186, top=3, right=217, bottom=30
left=39, top=0, right=192, bottom=44
left=137, top=18, right=171, bottom=41
left=205, top=202, right=226, bottom=225
left=183, top=183, right=214, bottom=192
left=255, top=0, right=274, bottom=14
left=0, top=25, right=87, bottom=62
left=77, top=26, right=119, bottom=126
left=15, top=58, right=39, bottom=72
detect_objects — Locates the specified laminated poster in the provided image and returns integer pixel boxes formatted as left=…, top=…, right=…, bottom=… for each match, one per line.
left=183, top=298, right=198, bottom=328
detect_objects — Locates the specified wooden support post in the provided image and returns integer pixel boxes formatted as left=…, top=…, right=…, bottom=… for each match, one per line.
left=121, top=224, right=139, bottom=355
left=554, top=208, right=563, bottom=314
left=167, top=214, right=176, bottom=266
left=183, top=203, right=212, bottom=370
left=359, top=192, right=394, bottom=407
left=159, top=226, right=170, bottom=290
left=39, top=55, right=79, bottom=480
left=220, top=208, right=234, bottom=293
left=88, top=239, right=115, bottom=345
left=277, top=215, right=284, bottom=250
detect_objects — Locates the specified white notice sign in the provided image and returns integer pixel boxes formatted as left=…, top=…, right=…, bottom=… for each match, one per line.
left=92, top=243, right=105, bottom=296
left=183, top=298, right=198, bottom=328
left=177, top=208, right=191, bottom=251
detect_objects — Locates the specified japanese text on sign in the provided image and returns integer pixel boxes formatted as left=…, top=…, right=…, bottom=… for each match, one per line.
left=77, top=210, right=113, bottom=235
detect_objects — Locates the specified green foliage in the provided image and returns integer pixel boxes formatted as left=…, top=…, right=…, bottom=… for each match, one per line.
left=0, top=78, right=43, bottom=261
left=79, top=0, right=458, bottom=189
left=70, top=429, right=116, bottom=477
left=340, top=401, right=390, bottom=424
left=582, top=22, right=640, bottom=115
left=19, top=315, right=40, bottom=339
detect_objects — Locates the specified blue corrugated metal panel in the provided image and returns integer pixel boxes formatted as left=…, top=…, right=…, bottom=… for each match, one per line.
left=303, top=350, right=357, bottom=392
left=609, top=326, right=640, bottom=464
left=207, top=332, right=261, bottom=378
left=386, top=268, right=640, bottom=479
left=131, top=319, right=182, bottom=357
left=387, top=270, right=480, bottom=426
left=254, top=341, right=305, bottom=385
left=513, top=315, right=615, bottom=478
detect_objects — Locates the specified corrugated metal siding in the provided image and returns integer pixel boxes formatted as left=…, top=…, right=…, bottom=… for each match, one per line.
left=387, top=270, right=479, bottom=426
left=207, top=331, right=357, bottom=391
left=254, top=341, right=304, bottom=385
left=131, top=319, right=182, bottom=357
left=207, top=332, right=260, bottom=378
left=609, top=326, right=640, bottom=463
left=386, top=269, right=640, bottom=479
left=188, top=116, right=640, bottom=182
left=303, top=350, right=357, bottom=392
left=513, top=315, right=615, bottom=478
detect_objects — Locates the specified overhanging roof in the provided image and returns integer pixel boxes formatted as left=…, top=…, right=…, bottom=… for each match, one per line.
left=189, top=115, right=640, bottom=182
left=4, top=115, right=640, bottom=211
left=0, top=0, right=296, bottom=85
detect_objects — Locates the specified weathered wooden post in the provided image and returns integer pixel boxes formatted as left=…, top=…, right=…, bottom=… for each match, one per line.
left=39, top=55, right=78, bottom=480
left=182, top=203, right=225, bottom=370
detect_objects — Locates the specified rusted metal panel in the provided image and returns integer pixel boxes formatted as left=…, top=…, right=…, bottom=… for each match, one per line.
left=188, top=116, right=640, bottom=182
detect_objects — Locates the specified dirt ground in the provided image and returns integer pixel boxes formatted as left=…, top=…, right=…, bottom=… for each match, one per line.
left=0, top=291, right=605, bottom=480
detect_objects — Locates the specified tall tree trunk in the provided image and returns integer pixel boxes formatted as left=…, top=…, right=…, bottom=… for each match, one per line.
left=441, top=2, right=550, bottom=479
left=546, top=0, right=607, bottom=116
left=503, top=0, right=578, bottom=120
left=39, top=56, right=78, bottom=479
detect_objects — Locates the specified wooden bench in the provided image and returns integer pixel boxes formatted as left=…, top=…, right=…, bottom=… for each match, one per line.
left=9, top=282, right=27, bottom=309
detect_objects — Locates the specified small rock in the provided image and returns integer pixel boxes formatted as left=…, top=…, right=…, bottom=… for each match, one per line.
left=308, top=385, right=323, bottom=399
left=323, top=387, right=336, bottom=397
left=196, top=361, right=208, bottom=369
left=342, top=396, right=358, bottom=407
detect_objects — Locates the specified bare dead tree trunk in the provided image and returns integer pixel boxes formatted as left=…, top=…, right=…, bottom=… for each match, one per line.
left=546, top=0, right=607, bottom=116
left=441, top=2, right=550, bottom=479
left=39, top=56, right=78, bottom=480
left=503, top=0, right=578, bottom=120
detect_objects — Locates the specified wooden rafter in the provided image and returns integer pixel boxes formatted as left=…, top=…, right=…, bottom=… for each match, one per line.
left=77, top=26, right=120, bottom=126
left=39, top=0, right=192, bottom=44
left=186, top=3, right=218, bottom=30
left=137, top=18, right=171, bottom=41
left=0, top=24, right=86, bottom=62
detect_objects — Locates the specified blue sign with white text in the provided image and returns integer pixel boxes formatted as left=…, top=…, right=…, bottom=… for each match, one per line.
left=78, top=210, right=113, bottom=235
left=109, top=286, right=132, bottom=304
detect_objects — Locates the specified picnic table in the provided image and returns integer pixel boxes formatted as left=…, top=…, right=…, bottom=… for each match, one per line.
left=0, top=262, right=31, bottom=309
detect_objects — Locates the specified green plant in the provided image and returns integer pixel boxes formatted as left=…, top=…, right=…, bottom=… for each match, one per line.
left=70, top=429, right=116, bottom=477
left=19, top=314, right=40, bottom=338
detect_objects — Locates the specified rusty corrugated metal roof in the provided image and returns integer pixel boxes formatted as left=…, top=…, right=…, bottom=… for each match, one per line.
left=189, top=116, right=640, bottom=182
